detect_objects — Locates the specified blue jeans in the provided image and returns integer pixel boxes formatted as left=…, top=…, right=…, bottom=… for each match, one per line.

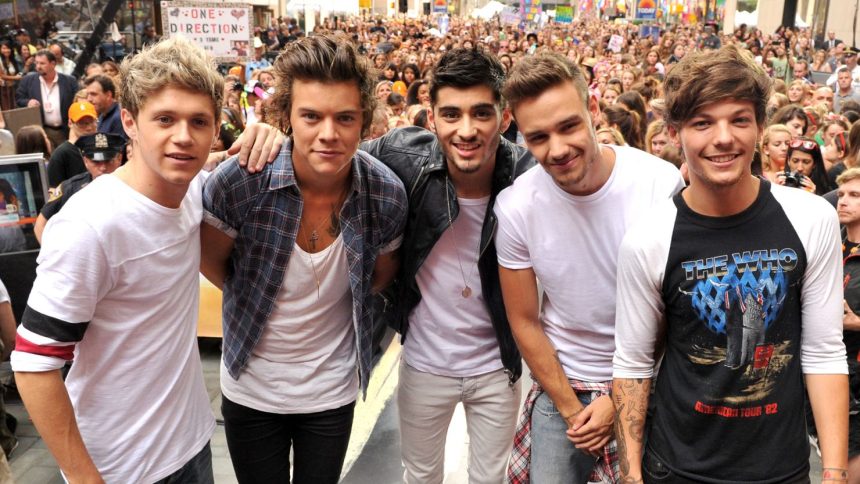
left=529, top=391, right=597, bottom=484
left=153, top=442, right=214, bottom=484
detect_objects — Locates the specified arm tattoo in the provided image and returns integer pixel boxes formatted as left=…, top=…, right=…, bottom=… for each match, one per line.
left=614, top=378, right=648, bottom=482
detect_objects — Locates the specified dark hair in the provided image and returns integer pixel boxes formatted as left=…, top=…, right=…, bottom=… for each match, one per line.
left=83, top=74, right=117, bottom=97
left=786, top=137, right=832, bottom=194
left=400, top=63, right=420, bottom=86
left=406, top=79, right=428, bottom=106
left=33, top=49, right=56, bottom=63
left=771, top=105, right=808, bottom=132
left=603, top=105, right=643, bottom=150
left=270, top=34, right=376, bottom=138
left=844, top=110, right=860, bottom=124
left=429, top=48, right=505, bottom=106
left=413, top=108, right=429, bottom=129
left=841, top=100, right=860, bottom=115
left=380, top=62, right=399, bottom=81
left=386, top=92, right=404, bottom=106
left=15, top=125, right=51, bottom=156
left=617, top=91, right=648, bottom=142
left=663, top=45, right=771, bottom=129
left=0, top=179, right=18, bottom=205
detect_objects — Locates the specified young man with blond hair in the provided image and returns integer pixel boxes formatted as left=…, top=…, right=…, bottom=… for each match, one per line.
left=11, top=37, right=225, bottom=483
left=613, top=45, right=848, bottom=483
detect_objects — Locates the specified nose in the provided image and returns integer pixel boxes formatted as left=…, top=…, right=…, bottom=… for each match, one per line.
left=712, top=120, right=733, bottom=147
left=457, top=116, right=477, bottom=139
left=318, top=117, right=338, bottom=142
left=172, top=120, right=193, bottom=145
left=548, top=134, right=569, bottom=162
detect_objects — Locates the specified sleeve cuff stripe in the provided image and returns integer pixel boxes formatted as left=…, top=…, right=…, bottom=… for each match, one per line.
left=14, top=334, right=74, bottom=361
left=21, top=305, right=88, bottom=343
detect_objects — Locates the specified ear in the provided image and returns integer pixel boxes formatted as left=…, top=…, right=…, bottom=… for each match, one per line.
left=426, top=107, right=437, bottom=133
left=588, top=92, right=601, bottom=128
left=667, top=123, right=682, bottom=148
left=499, top=107, right=512, bottom=134
left=120, top=108, right=137, bottom=141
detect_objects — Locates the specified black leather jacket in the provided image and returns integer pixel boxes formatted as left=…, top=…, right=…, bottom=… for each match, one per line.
left=362, top=126, right=535, bottom=384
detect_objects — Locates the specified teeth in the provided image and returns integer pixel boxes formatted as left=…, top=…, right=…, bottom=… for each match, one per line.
left=709, top=155, right=736, bottom=163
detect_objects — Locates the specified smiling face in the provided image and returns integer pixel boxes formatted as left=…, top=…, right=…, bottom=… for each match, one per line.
left=515, top=80, right=605, bottom=195
left=289, top=79, right=362, bottom=186
left=120, top=86, right=218, bottom=206
left=429, top=84, right=507, bottom=177
left=787, top=83, right=805, bottom=103
left=672, top=99, right=760, bottom=190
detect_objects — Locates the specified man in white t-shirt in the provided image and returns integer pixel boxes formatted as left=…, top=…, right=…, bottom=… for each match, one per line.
left=11, top=37, right=225, bottom=483
left=496, top=52, right=684, bottom=482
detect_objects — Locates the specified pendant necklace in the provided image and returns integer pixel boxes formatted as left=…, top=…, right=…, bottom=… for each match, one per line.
left=300, top=216, right=332, bottom=300
left=445, top=176, right=478, bottom=298
left=299, top=186, right=349, bottom=299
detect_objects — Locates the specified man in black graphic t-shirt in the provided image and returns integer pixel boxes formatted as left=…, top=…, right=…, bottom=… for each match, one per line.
left=612, top=45, right=849, bottom=484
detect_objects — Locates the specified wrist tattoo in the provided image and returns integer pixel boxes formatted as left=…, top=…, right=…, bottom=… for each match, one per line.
left=823, top=468, right=848, bottom=481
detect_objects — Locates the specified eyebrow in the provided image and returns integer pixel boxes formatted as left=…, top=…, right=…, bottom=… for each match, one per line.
left=436, top=102, right=497, bottom=111
left=522, top=114, right=583, bottom=138
left=151, top=110, right=214, bottom=119
left=295, top=107, right=361, bottom=115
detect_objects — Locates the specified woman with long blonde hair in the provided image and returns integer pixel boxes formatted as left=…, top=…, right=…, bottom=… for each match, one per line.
left=761, top=124, right=793, bottom=182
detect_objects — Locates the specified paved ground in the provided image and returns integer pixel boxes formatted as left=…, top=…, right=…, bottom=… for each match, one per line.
left=5, top=336, right=823, bottom=483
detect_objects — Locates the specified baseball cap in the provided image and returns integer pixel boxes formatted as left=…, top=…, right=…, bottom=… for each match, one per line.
left=253, top=37, right=264, bottom=49
left=75, top=133, right=126, bottom=162
left=68, top=102, right=97, bottom=122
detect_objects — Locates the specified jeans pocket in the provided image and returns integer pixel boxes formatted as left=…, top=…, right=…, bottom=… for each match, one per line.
left=643, top=452, right=673, bottom=481
left=532, top=393, right=560, bottom=418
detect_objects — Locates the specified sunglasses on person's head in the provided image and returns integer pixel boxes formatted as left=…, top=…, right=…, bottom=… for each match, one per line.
left=789, top=138, right=818, bottom=150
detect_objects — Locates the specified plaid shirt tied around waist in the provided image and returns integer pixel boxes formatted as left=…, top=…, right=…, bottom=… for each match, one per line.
left=507, top=377, right=619, bottom=483
left=202, top=140, right=407, bottom=396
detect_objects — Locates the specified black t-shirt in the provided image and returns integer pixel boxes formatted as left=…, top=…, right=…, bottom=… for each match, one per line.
left=48, top=141, right=85, bottom=188
left=616, top=180, right=844, bottom=482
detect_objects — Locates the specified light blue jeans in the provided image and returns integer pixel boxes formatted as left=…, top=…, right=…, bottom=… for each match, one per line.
left=529, top=391, right=597, bottom=484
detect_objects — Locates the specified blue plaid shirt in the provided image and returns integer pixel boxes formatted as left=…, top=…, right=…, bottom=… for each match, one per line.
left=202, top=140, right=407, bottom=395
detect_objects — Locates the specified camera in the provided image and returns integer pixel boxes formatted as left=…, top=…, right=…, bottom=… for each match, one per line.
left=783, top=171, right=805, bottom=188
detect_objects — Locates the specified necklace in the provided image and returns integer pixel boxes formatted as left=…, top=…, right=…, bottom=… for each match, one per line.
left=298, top=185, right=350, bottom=299
left=445, top=176, right=479, bottom=298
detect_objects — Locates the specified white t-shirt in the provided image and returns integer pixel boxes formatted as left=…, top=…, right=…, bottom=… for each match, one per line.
left=494, top=146, right=684, bottom=382
left=0, top=278, right=8, bottom=304
left=405, top=195, right=503, bottom=377
left=221, top=235, right=358, bottom=413
left=11, top=174, right=215, bottom=483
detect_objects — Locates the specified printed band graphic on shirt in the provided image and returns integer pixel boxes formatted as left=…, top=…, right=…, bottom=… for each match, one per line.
left=678, top=248, right=798, bottom=404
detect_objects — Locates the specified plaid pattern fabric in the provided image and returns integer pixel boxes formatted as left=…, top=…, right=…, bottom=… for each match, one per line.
left=507, top=378, right=618, bottom=483
left=202, top=140, right=407, bottom=395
